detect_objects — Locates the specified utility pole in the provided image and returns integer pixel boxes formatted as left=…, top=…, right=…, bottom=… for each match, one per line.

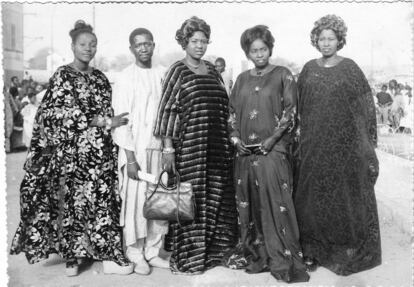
left=92, top=4, right=96, bottom=66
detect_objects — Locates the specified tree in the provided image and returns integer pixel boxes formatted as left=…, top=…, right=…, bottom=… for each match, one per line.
left=28, top=47, right=50, bottom=70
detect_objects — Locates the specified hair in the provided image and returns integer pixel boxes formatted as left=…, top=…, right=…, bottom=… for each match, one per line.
left=310, top=15, right=347, bottom=51
left=175, top=16, right=211, bottom=50
left=129, top=28, right=154, bottom=45
left=215, top=57, right=226, bottom=65
left=69, top=20, right=96, bottom=43
left=381, top=84, right=388, bottom=90
left=240, top=25, right=275, bottom=57
left=10, top=76, right=18, bottom=82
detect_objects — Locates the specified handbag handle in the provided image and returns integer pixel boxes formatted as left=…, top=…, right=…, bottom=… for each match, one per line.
left=146, top=169, right=186, bottom=226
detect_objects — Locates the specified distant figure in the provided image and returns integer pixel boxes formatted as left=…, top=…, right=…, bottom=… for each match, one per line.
left=388, top=79, right=398, bottom=98
left=399, top=85, right=413, bottom=133
left=9, top=76, right=20, bottom=97
left=35, top=83, right=46, bottom=103
left=390, top=83, right=406, bottom=130
left=376, top=84, right=393, bottom=125
left=215, top=57, right=233, bottom=95
left=20, top=92, right=39, bottom=147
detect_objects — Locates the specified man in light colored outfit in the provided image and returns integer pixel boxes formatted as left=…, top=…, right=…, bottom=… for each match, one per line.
left=112, top=28, right=169, bottom=275
left=215, top=57, right=233, bottom=95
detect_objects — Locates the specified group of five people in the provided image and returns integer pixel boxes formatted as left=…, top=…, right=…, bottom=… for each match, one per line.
left=10, top=14, right=381, bottom=283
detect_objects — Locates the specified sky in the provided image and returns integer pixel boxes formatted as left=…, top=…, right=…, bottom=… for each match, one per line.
left=21, top=1, right=414, bottom=79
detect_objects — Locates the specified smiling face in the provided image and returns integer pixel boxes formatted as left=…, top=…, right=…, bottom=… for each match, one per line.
left=130, top=34, right=154, bottom=65
left=185, top=31, right=208, bottom=60
left=317, top=29, right=339, bottom=57
left=71, top=33, right=97, bottom=64
left=248, top=38, right=270, bottom=69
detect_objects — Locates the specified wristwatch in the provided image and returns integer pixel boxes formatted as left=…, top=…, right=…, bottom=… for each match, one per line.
left=105, top=117, right=112, bottom=131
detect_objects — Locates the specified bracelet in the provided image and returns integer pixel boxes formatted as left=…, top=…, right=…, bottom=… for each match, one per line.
left=230, top=136, right=240, bottom=146
left=97, top=116, right=105, bottom=127
left=162, top=147, right=175, bottom=154
left=104, top=116, right=112, bottom=131
left=127, top=161, right=137, bottom=165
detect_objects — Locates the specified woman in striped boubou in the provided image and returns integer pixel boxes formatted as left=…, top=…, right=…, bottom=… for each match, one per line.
left=153, top=16, right=238, bottom=274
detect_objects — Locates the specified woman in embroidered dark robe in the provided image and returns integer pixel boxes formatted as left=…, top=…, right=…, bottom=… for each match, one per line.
left=294, top=15, right=381, bottom=276
left=225, top=25, right=309, bottom=283
left=153, top=16, right=238, bottom=274
left=10, top=20, right=133, bottom=276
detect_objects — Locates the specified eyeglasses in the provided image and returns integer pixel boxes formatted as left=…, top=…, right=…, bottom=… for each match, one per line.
left=188, top=39, right=210, bottom=46
left=134, top=42, right=154, bottom=50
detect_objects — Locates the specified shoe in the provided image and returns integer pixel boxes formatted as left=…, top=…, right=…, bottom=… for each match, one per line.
left=66, top=259, right=79, bottom=277
left=148, top=256, right=170, bottom=269
left=304, top=257, right=318, bottom=272
left=133, top=258, right=151, bottom=275
left=103, top=260, right=134, bottom=275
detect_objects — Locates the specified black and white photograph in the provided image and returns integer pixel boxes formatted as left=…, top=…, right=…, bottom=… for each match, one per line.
left=1, top=0, right=413, bottom=286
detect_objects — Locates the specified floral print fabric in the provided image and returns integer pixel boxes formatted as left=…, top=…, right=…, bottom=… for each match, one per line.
left=10, top=65, right=126, bottom=264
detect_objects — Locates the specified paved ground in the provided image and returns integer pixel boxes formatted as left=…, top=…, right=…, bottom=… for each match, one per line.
left=5, top=149, right=413, bottom=287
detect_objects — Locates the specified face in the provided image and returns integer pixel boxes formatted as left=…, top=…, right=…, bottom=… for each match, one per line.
left=317, top=29, right=339, bottom=57
left=130, top=34, right=154, bottom=64
left=185, top=31, right=208, bottom=60
left=29, top=96, right=37, bottom=105
left=12, top=78, right=19, bottom=86
left=389, top=81, right=396, bottom=89
left=35, top=84, right=43, bottom=93
left=248, top=38, right=270, bottom=69
left=71, top=33, right=97, bottom=64
left=215, top=61, right=225, bottom=73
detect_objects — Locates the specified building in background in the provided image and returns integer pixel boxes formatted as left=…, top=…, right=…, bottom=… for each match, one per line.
left=2, top=3, right=24, bottom=85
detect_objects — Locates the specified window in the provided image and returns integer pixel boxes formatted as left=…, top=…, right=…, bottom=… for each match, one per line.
left=11, top=24, right=16, bottom=50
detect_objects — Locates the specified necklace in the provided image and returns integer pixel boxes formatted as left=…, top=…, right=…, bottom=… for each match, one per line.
left=186, top=60, right=202, bottom=69
left=70, top=63, right=91, bottom=74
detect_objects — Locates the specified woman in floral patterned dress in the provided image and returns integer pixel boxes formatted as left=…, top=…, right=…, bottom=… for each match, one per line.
left=10, top=20, right=133, bottom=276
left=225, top=25, right=309, bottom=283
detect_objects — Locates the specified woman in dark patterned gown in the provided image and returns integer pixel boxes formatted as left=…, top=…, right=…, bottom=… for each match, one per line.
left=10, top=21, right=133, bottom=276
left=225, top=25, right=309, bottom=283
left=153, top=16, right=238, bottom=274
left=294, top=15, right=381, bottom=275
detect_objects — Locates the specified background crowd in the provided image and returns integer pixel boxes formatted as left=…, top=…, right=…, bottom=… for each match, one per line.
left=4, top=74, right=47, bottom=153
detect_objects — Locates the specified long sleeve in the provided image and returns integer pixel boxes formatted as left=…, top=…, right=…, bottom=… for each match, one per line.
left=39, top=67, right=88, bottom=146
left=228, top=74, right=241, bottom=139
left=273, top=68, right=298, bottom=140
left=111, top=72, right=135, bottom=151
left=349, top=61, right=378, bottom=148
left=153, top=63, right=182, bottom=140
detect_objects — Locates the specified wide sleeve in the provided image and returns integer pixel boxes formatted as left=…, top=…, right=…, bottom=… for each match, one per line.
left=38, top=67, right=88, bottom=146
left=111, top=73, right=135, bottom=151
left=153, top=64, right=182, bottom=140
left=273, top=68, right=298, bottom=139
left=349, top=60, right=378, bottom=147
left=228, top=74, right=241, bottom=139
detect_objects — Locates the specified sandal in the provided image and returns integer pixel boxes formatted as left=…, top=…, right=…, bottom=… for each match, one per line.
left=65, top=258, right=79, bottom=277
left=304, top=257, right=318, bottom=272
left=103, top=256, right=134, bottom=275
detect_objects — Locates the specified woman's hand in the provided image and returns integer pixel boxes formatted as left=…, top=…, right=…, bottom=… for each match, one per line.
left=111, top=112, right=129, bottom=128
left=255, top=136, right=277, bottom=155
left=162, top=153, right=176, bottom=174
left=235, top=140, right=252, bottom=156
left=126, top=162, right=141, bottom=180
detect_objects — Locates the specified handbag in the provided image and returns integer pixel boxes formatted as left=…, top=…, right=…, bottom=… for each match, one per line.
left=143, top=169, right=195, bottom=226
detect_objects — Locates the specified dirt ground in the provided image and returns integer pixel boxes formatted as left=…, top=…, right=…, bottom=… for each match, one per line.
left=5, top=151, right=413, bottom=287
